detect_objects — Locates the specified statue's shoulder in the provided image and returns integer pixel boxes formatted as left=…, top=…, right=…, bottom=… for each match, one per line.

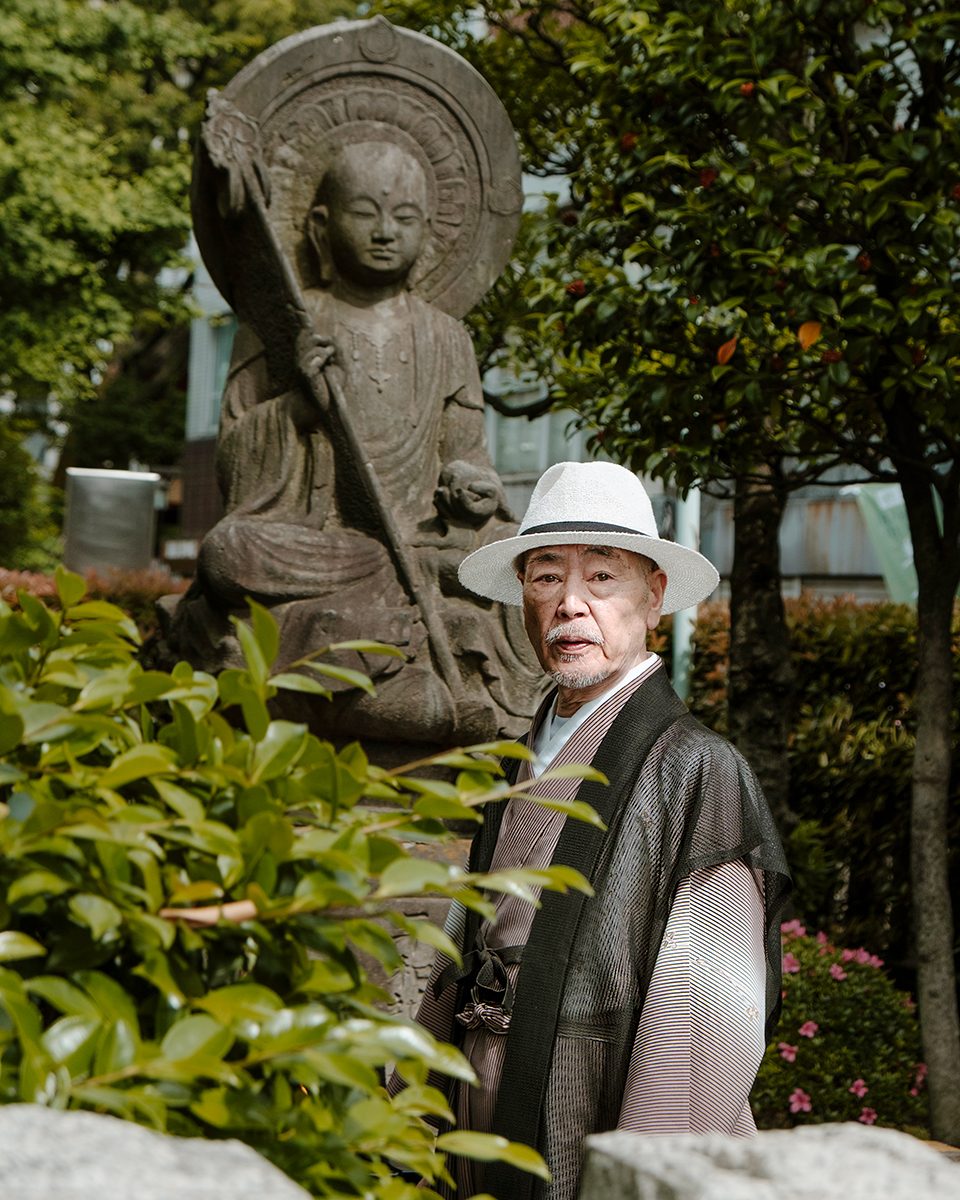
left=406, top=292, right=468, bottom=337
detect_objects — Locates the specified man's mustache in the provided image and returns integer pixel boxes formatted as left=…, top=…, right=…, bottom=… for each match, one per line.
left=546, top=622, right=604, bottom=646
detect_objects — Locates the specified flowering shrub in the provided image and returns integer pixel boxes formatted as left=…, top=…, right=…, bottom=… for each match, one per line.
left=0, top=567, right=187, bottom=638
left=752, top=921, right=929, bottom=1136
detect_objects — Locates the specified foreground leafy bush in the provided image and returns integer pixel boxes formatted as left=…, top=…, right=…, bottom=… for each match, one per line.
left=753, top=921, right=928, bottom=1135
left=0, top=568, right=598, bottom=1197
left=0, top=567, right=188, bottom=640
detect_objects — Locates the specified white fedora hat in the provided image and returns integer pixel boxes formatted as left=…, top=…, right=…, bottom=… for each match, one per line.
left=458, top=460, right=720, bottom=614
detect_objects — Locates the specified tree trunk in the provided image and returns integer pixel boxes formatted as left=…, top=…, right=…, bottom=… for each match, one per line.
left=899, top=464, right=960, bottom=1145
left=728, top=469, right=797, bottom=835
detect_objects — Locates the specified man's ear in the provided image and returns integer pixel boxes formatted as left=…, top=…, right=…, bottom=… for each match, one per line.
left=646, top=568, right=668, bottom=629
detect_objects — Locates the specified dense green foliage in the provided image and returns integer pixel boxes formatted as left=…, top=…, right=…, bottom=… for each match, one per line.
left=0, top=425, right=38, bottom=566
left=2, top=0, right=356, bottom=468
left=754, top=923, right=928, bottom=1133
left=392, top=0, right=960, bottom=495
left=0, top=570, right=602, bottom=1195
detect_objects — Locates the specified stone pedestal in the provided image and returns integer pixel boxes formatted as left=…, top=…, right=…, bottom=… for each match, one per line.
left=0, top=1104, right=311, bottom=1200
left=578, top=1124, right=960, bottom=1200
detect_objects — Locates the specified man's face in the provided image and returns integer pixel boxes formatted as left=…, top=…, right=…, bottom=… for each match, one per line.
left=519, top=544, right=667, bottom=709
left=315, top=143, right=429, bottom=287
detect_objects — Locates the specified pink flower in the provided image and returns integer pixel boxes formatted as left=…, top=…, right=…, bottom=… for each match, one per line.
left=910, top=1062, right=928, bottom=1096
left=866, top=954, right=884, bottom=968
left=782, top=952, right=801, bottom=974
left=849, top=1078, right=868, bottom=1098
left=858, top=1107, right=878, bottom=1125
left=816, top=931, right=830, bottom=945
left=830, top=963, right=848, bottom=981
left=778, top=1042, right=798, bottom=1062
left=798, top=1021, right=819, bottom=1038
left=781, top=919, right=807, bottom=938
left=789, top=1087, right=812, bottom=1114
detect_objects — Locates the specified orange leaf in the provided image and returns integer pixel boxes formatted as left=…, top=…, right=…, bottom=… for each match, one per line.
left=797, top=321, right=822, bottom=350
left=716, top=336, right=738, bottom=365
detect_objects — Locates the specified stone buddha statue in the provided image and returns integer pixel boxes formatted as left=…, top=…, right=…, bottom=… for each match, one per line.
left=169, top=18, right=545, bottom=752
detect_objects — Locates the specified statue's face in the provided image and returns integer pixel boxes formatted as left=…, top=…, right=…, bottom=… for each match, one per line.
left=317, top=143, right=430, bottom=287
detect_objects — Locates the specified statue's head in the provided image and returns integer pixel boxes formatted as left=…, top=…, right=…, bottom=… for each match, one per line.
left=308, top=141, right=431, bottom=289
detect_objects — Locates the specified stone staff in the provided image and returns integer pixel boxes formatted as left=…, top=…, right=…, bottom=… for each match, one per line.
left=199, top=91, right=465, bottom=706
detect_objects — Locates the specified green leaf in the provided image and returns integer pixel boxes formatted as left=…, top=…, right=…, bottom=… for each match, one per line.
left=127, top=672, right=178, bottom=706
left=0, top=710, right=24, bottom=754
left=0, top=931, right=47, bottom=961
left=269, top=672, right=332, bottom=697
left=403, top=919, right=462, bottom=965
left=152, top=778, right=205, bottom=824
left=132, top=952, right=186, bottom=1006
left=524, top=794, right=606, bottom=827
left=55, top=566, right=87, bottom=609
left=99, top=744, right=177, bottom=790
left=469, top=741, right=536, bottom=761
left=42, top=1014, right=100, bottom=1073
left=26, top=976, right=100, bottom=1018
left=75, top=971, right=139, bottom=1027
left=364, top=1022, right=475, bottom=1081
left=17, top=701, right=78, bottom=744
left=250, top=720, right=309, bottom=783
left=248, top=599, right=280, bottom=669
left=538, top=763, right=608, bottom=784
left=413, top=795, right=483, bottom=821
left=304, top=661, right=375, bottom=695
left=437, top=1132, right=551, bottom=1180
left=65, top=601, right=140, bottom=643
left=195, top=983, right=285, bottom=1025
left=157, top=820, right=240, bottom=858
left=376, top=858, right=453, bottom=898
left=296, top=960, right=358, bottom=995
left=161, top=1013, right=233, bottom=1061
left=307, top=1051, right=380, bottom=1091
left=69, top=894, right=123, bottom=941
left=327, top=639, right=405, bottom=658
left=232, top=616, right=269, bottom=686
left=93, top=1018, right=140, bottom=1074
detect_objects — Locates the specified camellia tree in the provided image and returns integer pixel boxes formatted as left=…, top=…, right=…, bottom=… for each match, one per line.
left=385, top=0, right=960, bottom=1142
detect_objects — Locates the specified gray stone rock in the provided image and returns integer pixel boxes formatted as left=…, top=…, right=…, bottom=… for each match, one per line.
left=578, top=1123, right=960, bottom=1200
left=0, top=1104, right=311, bottom=1200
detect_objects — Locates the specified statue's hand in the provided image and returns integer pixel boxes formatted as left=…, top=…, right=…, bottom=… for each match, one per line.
left=436, top=460, right=504, bottom=524
left=296, top=329, right=340, bottom=413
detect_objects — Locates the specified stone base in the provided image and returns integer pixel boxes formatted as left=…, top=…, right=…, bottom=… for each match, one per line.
left=578, top=1124, right=960, bottom=1200
left=0, top=1104, right=310, bottom=1199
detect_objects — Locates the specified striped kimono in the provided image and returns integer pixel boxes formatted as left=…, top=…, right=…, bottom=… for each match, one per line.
left=410, top=658, right=790, bottom=1200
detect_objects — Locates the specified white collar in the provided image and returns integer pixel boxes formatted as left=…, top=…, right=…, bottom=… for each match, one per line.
left=530, top=654, right=661, bottom=778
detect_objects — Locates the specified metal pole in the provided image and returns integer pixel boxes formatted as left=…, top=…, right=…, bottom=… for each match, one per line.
left=671, top=486, right=701, bottom=701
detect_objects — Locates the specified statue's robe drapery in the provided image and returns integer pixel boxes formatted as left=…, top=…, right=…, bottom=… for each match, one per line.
left=193, top=290, right=541, bottom=738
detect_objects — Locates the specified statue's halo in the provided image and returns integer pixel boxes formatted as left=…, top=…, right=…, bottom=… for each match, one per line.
left=192, top=16, right=523, bottom=320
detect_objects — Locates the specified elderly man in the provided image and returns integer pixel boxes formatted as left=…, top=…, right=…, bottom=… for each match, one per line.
left=408, top=460, right=790, bottom=1200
